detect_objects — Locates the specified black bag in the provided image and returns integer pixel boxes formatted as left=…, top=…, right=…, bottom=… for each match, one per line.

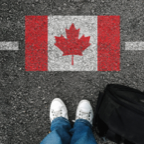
left=93, top=84, right=144, bottom=144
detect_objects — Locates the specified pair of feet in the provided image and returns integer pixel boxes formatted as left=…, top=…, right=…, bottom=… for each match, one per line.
left=50, top=98, right=94, bottom=125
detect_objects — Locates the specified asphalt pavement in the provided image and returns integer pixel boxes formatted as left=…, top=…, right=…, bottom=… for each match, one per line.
left=0, top=0, right=144, bottom=143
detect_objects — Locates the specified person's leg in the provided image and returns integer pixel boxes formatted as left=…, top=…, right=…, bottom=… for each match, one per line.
left=40, top=98, right=72, bottom=144
left=70, top=100, right=97, bottom=144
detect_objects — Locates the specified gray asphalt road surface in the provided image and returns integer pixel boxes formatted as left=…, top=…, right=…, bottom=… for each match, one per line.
left=0, top=0, right=144, bottom=143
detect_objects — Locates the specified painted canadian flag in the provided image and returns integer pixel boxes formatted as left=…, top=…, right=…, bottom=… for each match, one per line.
left=25, top=16, right=120, bottom=71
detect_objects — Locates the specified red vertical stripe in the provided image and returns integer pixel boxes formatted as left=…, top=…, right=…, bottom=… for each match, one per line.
left=98, top=16, right=120, bottom=71
left=25, top=16, right=48, bottom=71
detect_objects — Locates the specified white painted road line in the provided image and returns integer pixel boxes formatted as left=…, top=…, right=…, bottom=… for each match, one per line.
left=125, top=42, right=144, bottom=50
left=0, top=42, right=19, bottom=50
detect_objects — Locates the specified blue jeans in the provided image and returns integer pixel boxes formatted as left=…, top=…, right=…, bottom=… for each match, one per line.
left=40, top=117, right=97, bottom=144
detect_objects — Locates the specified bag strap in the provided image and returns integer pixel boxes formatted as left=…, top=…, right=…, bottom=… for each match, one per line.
left=106, top=129, right=136, bottom=144
left=124, top=139, right=135, bottom=144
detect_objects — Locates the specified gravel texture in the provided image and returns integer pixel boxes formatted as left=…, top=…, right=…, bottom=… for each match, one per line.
left=0, top=0, right=144, bottom=143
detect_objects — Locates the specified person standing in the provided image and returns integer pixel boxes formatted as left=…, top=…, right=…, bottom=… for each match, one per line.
left=40, top=98, right=97, bottom=144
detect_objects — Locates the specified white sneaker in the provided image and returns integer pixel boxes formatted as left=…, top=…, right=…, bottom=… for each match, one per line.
left=75, top=100, right=94, bottom=125
left=50, top=98, right=68, bottom=122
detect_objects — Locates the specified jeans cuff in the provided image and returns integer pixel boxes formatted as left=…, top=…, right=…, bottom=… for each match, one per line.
left=75, top=119, right=93, bottom=129
left=51, top=117, right=70, bottom=125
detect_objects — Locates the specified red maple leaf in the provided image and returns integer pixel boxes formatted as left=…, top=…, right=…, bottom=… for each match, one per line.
left=54, top=23, right=91, bottom=65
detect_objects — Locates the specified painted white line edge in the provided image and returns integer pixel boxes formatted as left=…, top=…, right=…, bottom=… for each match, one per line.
left=125, top=42, right=144, bottom=50
left=0, top=42, right=19, bottom=50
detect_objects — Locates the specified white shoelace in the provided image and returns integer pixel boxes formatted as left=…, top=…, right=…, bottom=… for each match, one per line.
left=52, top=109, right=62, bottom=120
left=78, top=111, right=90, bottom=120
left=72, top=110, right=91, bottom=122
